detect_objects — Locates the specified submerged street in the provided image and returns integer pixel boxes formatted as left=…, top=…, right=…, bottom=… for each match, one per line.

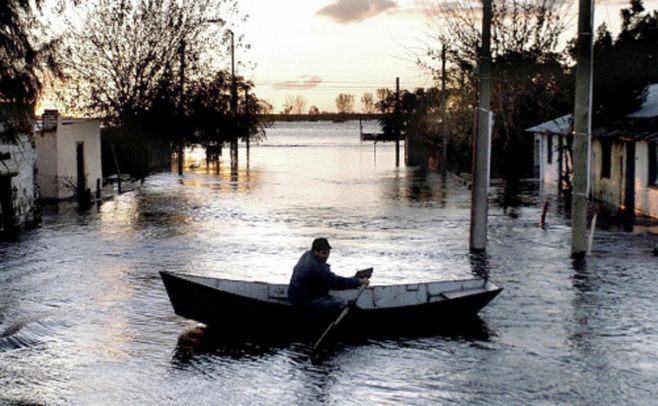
left=1, top=121, right=657, bottom=404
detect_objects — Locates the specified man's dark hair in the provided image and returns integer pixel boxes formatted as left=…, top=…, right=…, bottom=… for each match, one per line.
left=312, top=237, right=332, bottom=251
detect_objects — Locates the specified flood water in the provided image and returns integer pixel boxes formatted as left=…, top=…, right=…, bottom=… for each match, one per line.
left=1, top=121, right=657, bottom=405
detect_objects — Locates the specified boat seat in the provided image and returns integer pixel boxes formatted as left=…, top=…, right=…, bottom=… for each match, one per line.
left=439, top=287, right=487, bottom=300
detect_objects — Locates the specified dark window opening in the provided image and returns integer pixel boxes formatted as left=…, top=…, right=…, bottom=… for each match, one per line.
left=649, top=141, right=657, bottom=186
left=0, top=177, right=16, bottom=236
left=601, top=139, right=612, bottom=179
left=546, top=135, right=553, bottom=164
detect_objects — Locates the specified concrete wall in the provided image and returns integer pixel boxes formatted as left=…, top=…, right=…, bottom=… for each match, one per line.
left=590, top=139, right=625, bottom=211
left=0, top=134, right=38, bottom=231
left=537, top=133, right=560, bottom=185
left=634, top=141, right=658, bottom=218
left=36, top=118, right=103, bottom=200
left=536, top=132, right=658, bottom=219
left=34, top=130, right=59, bottom=198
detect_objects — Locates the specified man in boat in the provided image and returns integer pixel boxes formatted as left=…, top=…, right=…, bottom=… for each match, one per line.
left=288, top=237, right=369, bottom=312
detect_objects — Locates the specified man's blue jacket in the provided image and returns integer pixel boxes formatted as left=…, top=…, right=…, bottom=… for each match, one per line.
left=287, top=251, right=360, bottom=306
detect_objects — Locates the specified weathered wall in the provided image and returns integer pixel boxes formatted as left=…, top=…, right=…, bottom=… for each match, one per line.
left=634, top=142, right=658, bottom=218
left=56, top=119, right=102, bottom=199
left=34, top=130, right=59, bottom=198
left=590, top=139, right=625, bottom=212
left=537, top=133, right=560, bottom=186
left=36, top=118, right=103, bottom=200
left=0, top=134, right=38, bottom=231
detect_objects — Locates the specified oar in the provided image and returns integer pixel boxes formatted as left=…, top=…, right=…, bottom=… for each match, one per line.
left=313, top=282, right=369, bottom=352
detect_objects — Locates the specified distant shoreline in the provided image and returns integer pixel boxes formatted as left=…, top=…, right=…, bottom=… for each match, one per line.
left=263, top=113, right=383, bottom=122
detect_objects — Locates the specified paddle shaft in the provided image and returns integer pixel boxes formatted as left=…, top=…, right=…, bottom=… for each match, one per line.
left=313, top=283, right=368, bottom=351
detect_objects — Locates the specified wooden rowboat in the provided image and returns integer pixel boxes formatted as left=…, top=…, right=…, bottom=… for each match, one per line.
left=160, top=271, right=503, bottom=339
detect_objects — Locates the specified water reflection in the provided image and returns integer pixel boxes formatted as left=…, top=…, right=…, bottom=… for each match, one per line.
left=172, top=325, right=285, bottom=365
left=2, top=122, right=658, bottom=404
left=469, top=251, right=490, bottom=280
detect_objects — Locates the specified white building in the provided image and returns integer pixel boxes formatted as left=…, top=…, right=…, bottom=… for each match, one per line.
left=35, top=110, right=103, bottom=200
left=0, top=132, right=38, bottom=234
left=528, top=85, right=658, bottom=219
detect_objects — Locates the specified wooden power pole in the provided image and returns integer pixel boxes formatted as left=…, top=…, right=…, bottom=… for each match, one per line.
left=571, top=0, right=595, bottom=258
left=440, top=44, right=448, bottom=179
left=178, top=40, right=186, bottom=176
left=230, top=31, right=238, bottom=165
left=395, top=77, right=400, bottom=167
left=469, top=0, right=493, bottom=252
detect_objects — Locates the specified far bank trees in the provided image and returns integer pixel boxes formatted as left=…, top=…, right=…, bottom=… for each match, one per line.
left=335, top=93, right=354, bottom=114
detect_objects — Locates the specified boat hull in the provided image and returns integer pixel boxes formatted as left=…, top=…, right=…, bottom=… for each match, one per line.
left=161, top=271, right=502, bottom=339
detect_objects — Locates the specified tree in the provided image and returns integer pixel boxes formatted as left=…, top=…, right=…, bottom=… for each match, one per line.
left=335, top=93, right=354, bottom=114
left=308, top=105, right=320, bottom=115
left=292, top=95, right=307, bottom=114
left=1, top=0, right=61, bottom=140
left=424, top=0, right=572, bottom=67
left=421, top=0, right=573, bottom=179
left=361, top=92, right=375, bottom=113
left=58, top=0, right=238, bottom=129
left=259, top=99, right=274, bottom=115
left=281, top=95, right=295, bottom=114
left=584, top=0, right=658, bottom=124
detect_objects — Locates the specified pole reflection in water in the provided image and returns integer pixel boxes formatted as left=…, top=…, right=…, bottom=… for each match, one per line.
left=0, top=121, right=657, bottom=405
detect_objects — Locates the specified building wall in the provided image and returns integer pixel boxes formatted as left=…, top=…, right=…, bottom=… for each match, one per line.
left=56, top=120, right=102, bottom=200
left=634, top=142, right=658, bottom=218
left=34, top=130, right=59, bottom=199
left=0, top=134, right=38, bottom=230
left=36, top=118, right=103, bottom=200
left=536, top=133, right=658, bottom=219
left=590, top=138, right=626, bottom=212
left=537, top=133, right=561, bottom=185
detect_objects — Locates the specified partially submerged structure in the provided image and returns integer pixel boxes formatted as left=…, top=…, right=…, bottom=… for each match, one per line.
left=35, top=110, right=103, bottom=200
left=528, top=85, right=658, bottom=219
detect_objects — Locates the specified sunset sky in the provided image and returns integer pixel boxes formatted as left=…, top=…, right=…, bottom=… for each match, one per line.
left=236, top=0, right=657, bottom=113
left=37, top=0, right=658, bottom=115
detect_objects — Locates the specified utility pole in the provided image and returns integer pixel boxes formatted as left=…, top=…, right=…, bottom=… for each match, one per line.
left=229, top=31, right=238, bottom=166
left=571, top=0, right=595, bottom=258
left=178, top=40, right=186, bottom=176
left=440, top=44, right=448, bottom=179
left=245, top=87, right=250, bottom=159
left=395, top=77, right=400, bottom=167
left=469, top=0, right=493, bottom=252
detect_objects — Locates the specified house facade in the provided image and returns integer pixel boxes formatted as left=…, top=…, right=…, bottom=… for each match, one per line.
left=528, top=85, right=658, bottom=219
left=0, top=132, right=38, bottom=235
left=35, top=110, right=103, bottom=200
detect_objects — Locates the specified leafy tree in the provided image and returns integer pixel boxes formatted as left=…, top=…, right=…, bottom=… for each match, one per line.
left=335, top=93, right=354, bottom=114
left=584, top=0, right=658, bottom=124
left=360, top=92, right=375, bottom=113
left=376, top=87, right=440, bottom=142
left=281, top=95, right=295, bottom=114
left=1, top=0, right=61, bottom=140
left=292, top=95, right=307, bottom=114
left=58, top=0, right=238, bottom=129
left=308, top=105, right=320, bottom=115
left=421, top=0, right=573, bottom=179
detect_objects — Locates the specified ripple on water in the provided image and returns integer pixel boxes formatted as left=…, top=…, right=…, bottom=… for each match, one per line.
left=1, top=123, right=658, bottom=405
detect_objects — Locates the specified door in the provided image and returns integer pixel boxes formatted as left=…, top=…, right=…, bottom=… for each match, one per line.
left=76, top=142, right=86, bottom=197
left=0, top=176, right=15, bottom=236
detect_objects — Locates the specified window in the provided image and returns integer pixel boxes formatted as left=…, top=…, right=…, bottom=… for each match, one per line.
left=601, top=138, right=612, bottom=179
left=546, top=135, right=553, bottom=164
left=649, top=141, right=657, bottom=186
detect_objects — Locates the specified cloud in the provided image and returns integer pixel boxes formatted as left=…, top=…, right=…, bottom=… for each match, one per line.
left=317, top=0, right=398, bottom=24
left=271, top=76, right=323, bottom=90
